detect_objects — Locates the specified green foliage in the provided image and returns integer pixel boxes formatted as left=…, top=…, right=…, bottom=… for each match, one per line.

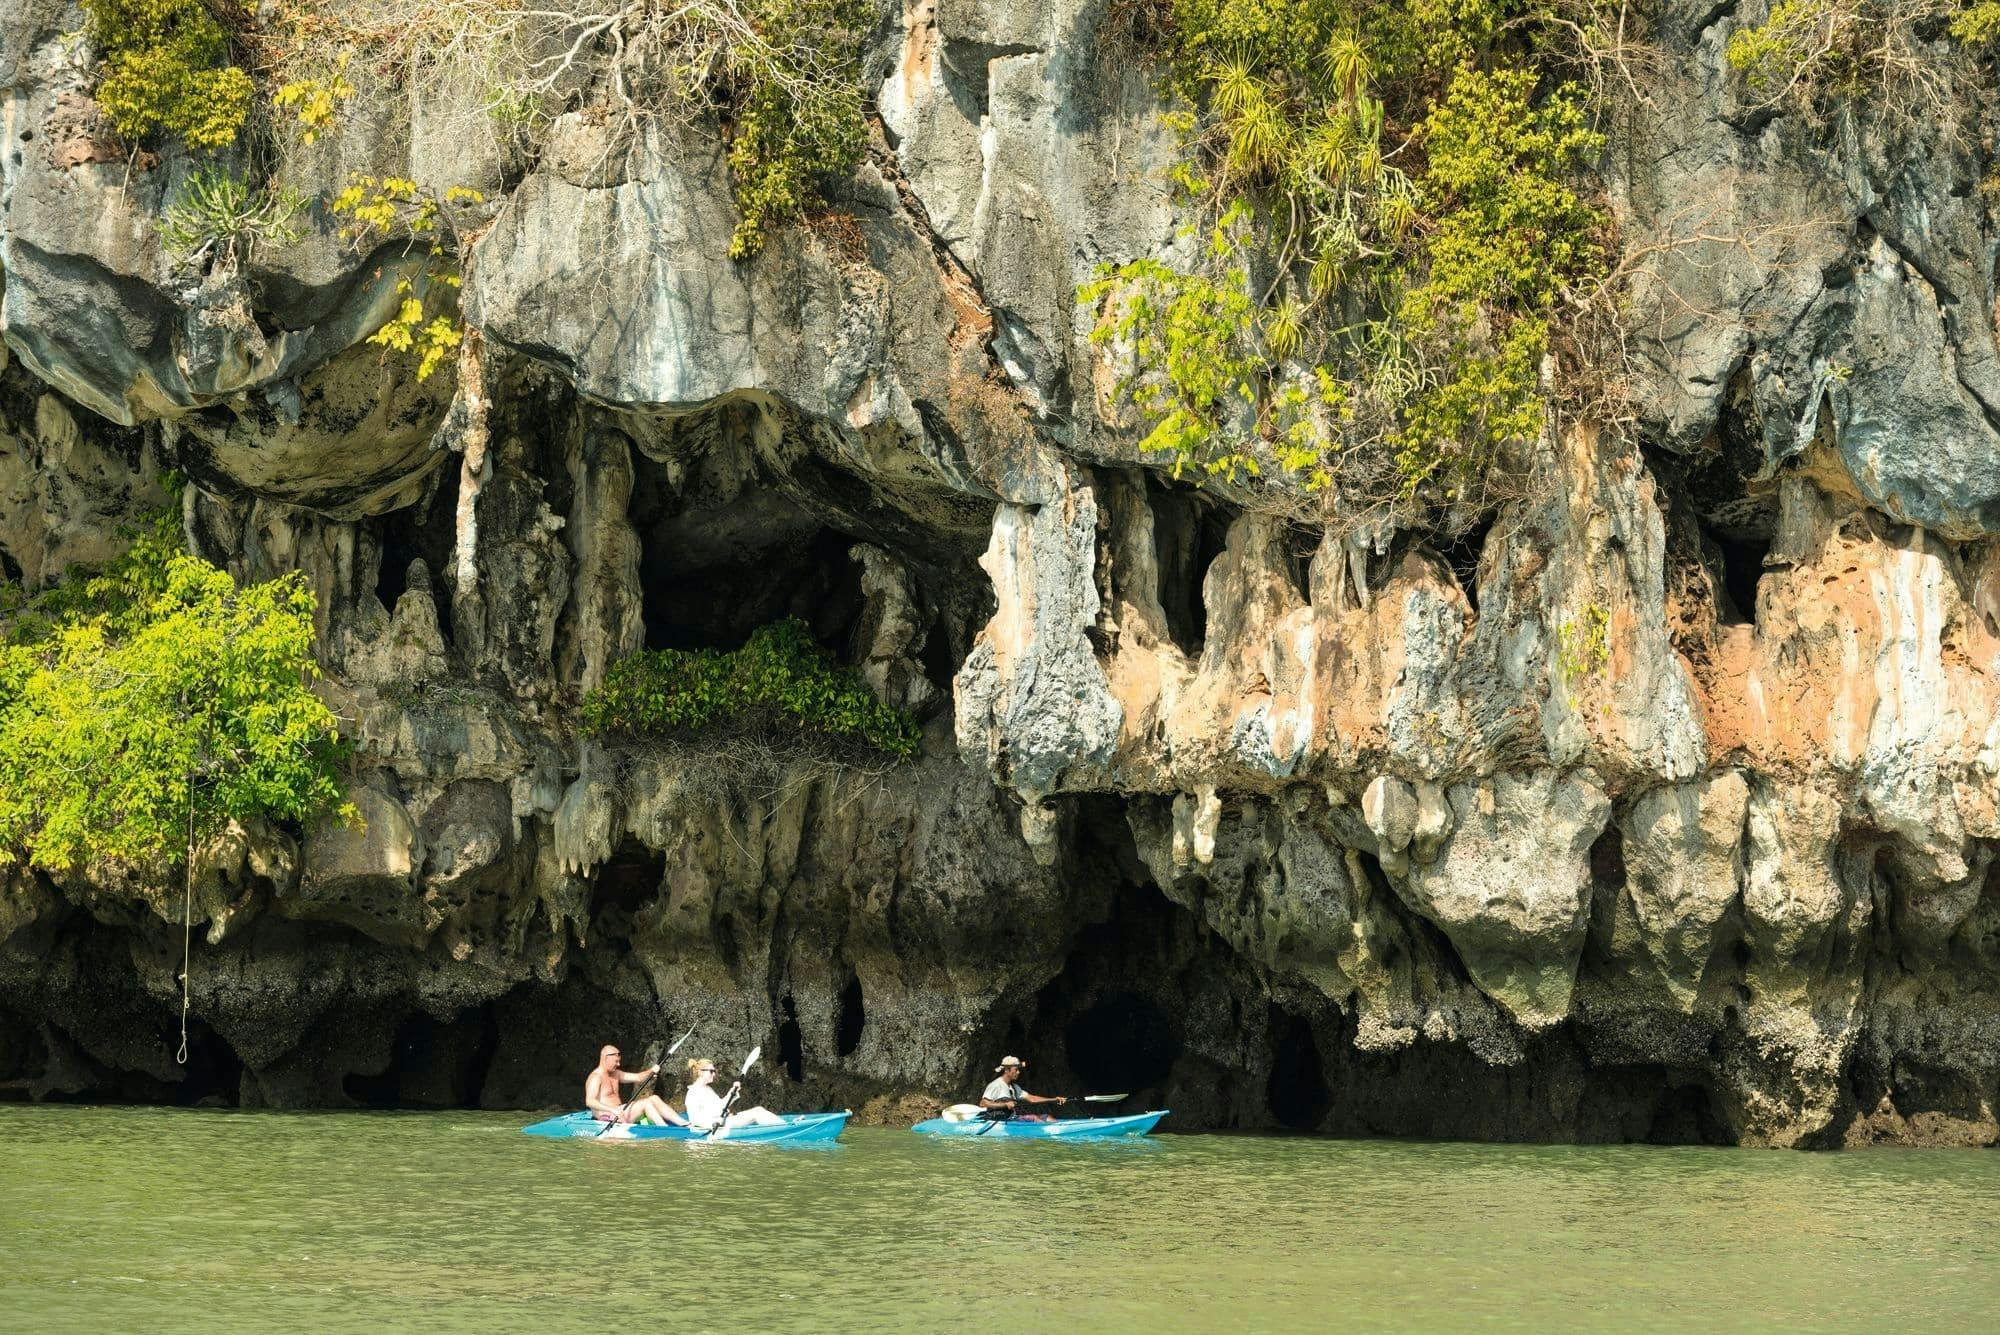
left=0, top=516, right=349, bottom=872
left=580, top=619, right=921, bottom=761
left=717, top=0, right=874, bottom=259
left=81, top=0, right=255, bottom=149
left=1086, top=0, right=1606, bottom=514
left=1956, top=1, right=2000, bottom=42
left=1556, top=601, right=1611, bottom=683
left=160, top=168, right=311, bottom=265
left=331, top=175, right=487, bottom=381
left=1723, top=0, right=1861, bottom=93
left=272, top=51, right=356, bottom=145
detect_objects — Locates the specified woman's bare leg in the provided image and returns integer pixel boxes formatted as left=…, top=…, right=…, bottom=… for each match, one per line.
left=728, top=1106, right=786, bottom=1127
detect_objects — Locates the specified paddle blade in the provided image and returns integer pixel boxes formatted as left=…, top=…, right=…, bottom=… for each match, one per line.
left=740, top=1045, right=761, bottom=1076
left=665, top=1025, right=696, bottom=1056
left=1082, top=1093, right=1130, bottom=1103
left=941, top=1103, right=984, bottom=1122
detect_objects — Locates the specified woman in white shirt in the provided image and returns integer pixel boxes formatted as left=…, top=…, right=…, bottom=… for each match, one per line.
left=683, top=1057, right=785, bottom=1130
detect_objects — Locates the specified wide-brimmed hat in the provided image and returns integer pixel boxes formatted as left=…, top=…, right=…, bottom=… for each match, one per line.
left=994, top=1055, right=1026, bottom=1071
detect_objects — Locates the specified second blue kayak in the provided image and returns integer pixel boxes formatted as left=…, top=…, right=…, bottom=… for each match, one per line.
left=909, top=1111, right=1168, bottom=1139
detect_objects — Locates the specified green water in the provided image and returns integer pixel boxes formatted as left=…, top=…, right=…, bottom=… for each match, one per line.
left=2, top=1108, right=1995, bottom=1332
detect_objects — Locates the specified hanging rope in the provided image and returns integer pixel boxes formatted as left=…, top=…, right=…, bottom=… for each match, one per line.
left=177, top=786, right=193, bottom=1066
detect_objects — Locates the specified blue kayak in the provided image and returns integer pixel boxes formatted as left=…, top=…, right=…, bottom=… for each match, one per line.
left=910, top=1111, right=1168, bottom=1139
left=523, top=1111, right=850, bottom=1144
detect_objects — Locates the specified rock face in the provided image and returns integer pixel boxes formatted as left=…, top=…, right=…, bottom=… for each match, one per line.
left=4, top=0, right=2000, bottom=1146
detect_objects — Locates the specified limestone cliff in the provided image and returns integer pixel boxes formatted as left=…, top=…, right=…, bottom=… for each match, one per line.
left=3, top=0, right=1999, bottom=1146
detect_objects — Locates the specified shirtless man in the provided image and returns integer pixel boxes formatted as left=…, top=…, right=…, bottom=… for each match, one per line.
left=586, top=1044, right=688, bottom=1127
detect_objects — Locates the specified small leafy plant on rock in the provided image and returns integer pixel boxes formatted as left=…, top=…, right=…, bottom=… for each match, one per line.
left=580, top=618, right=921, bottom=761
left=330, top=174, right=487, bottom=381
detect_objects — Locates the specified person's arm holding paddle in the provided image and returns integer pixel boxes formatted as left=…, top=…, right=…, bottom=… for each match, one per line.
left=979, top=1057, right=1066, bottom=1112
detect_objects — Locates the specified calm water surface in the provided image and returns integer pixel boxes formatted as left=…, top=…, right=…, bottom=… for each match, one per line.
left=2, top=1106, right=1995, bottom=1332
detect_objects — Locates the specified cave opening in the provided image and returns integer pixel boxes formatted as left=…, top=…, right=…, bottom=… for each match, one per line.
left=342, top=1008, right=499, bottom=1109
left=835, top=974, right=866, bottom=1058
left=1436, top=514, right=1495, bottom=613
left=173, top=1019, right=248, bottom=1107
left=371, top=462, right=460, bottom=636
left=1712, top=531, right=1772, bottom=626
left=1063, top=989, right=1180, bottom=1094
left=1266, top=1003, right=1333, bottom=1130
left=1012, top=802, right=1194, bottom=1105
left=777, top=993, right=806, bottom=1082
left=1644, top=1081, right=1728, bottom=1145
left=595, top=838, right=665, bottom=919
left=1149, top=476, right=1232, bottom=657
left=638, top=524, right=866, bottom=654
left=0, top=1004, right=44, bottom=1099
left=919, top=611, right=962, bottom=701
left=0, top=546, right=22, bottom=586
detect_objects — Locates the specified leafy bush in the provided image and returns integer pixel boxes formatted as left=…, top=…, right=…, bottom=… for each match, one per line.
left=1956, top=0, right=2000, bottom=42
left=160, top=168, right=311, bottom=264
left=1084, top=0, right=1607, bottom=522
left=580, top=619, right=921, bottom=761
left=716, top=0, right=874, bottom=258
left=81, top=0, right=256, bottom=149
left=0, top=511, right=349, bottom=872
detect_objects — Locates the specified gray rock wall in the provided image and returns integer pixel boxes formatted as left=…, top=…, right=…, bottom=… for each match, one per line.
left=4, top=0, right=2000, bottom=1144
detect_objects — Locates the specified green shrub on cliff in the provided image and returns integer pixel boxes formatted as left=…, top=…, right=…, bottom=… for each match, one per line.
left=259, top=0, right=872, bottom=259
left=1084, top=0, right=1608, bottom=521
left=81, top=0, right=256, bottom=149
left=0, top=512, right=350, bottom=873
left=580, top=618, right=920, bottom=761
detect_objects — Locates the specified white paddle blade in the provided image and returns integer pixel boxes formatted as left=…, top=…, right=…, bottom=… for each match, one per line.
left=941, top=1103, right=984, bottom=1122
left=1083, top=1093, right=1130, bottom=1103
left=666, top=1026, right=696, bottom=1056
left=739, top=1045, right=761, bottom=1076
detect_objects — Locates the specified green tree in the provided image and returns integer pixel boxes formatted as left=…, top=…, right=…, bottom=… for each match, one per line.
left=0, top=525, right=350, bottom=1059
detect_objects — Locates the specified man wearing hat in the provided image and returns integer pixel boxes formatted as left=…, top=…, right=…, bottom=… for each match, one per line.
left=979, top=1056, right=1067, bottom=1120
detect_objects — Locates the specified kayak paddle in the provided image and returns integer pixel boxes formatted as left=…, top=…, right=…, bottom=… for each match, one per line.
left=1082, top=1093, right=1130, bottom=1103
left=706, top=1045, right=761, bottom=1139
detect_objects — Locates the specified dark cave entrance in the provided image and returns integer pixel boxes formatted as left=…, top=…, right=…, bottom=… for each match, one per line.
left=778, top=993, right=806, bottom=1082
left=343, top=1008, right=500, bottom=1109
left=1266, top=1003, right=1333, bottom=1130
left=595, top=838, right=665, bottom=923
left=835, top=975, right=866, bottom=1058
left=1149, top=476, right=1232, bottom=657
left=1016, top=800, right=1196, bottom=1107
left=371, top=461, right=460, bottom=635
left=1436, top=514, right=1495, bottom=613
left=638, top=524, right=867, bottom=654
left=1712, top=531, right=1771, bottom=626
left=173, top=1020, right=248, bottom=1107
left=1063, top=989, right=1180, bottom=1094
